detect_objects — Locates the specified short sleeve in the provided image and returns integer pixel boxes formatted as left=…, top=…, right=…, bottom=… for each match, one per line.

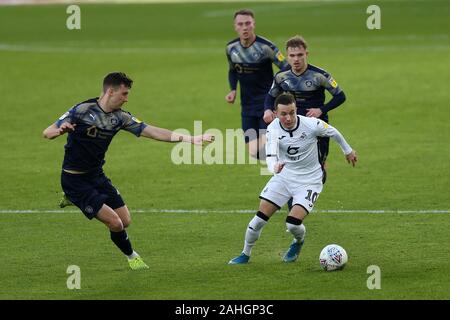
left=120, top=111, right=147, bottom=137
left=318, top=72, right=342, bottom=96
left=55, top=107, right=77, bottom=127
left=268, top=75, right=282, bottom=98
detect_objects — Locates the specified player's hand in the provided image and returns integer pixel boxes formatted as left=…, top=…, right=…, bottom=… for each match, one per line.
left=263, top=109, right=276, bottom=124
left=225, top=90, right=236, bottom=104
left=346, top=150, right=357, bottom=167
left=58, top=123, right=76, bottom=135
left=306, top=108, right=323, bottom=118
left=191, top=134, right=215, bottom=146
left=274, top=162, right=285, bottom=173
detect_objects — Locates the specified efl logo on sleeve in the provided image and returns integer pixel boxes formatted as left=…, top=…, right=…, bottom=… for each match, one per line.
left=328, top=78, right=338, bottom=88
left=276, top=51, right=285, bottom=62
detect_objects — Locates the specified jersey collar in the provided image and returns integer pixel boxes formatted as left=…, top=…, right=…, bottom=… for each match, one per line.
left=278, top=115, right=300, bottom=136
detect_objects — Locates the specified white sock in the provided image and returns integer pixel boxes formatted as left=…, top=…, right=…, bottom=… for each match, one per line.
left=126, top=251, right=139, bottom=260
left=243, top=214, right=268, bottom=256
left=286, top=223, right=306, bottom=243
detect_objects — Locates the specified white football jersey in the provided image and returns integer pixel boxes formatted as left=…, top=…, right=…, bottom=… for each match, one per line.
left=265, top=115, right=352, bottom=185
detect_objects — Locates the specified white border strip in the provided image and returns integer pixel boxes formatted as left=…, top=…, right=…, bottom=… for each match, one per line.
left=1, top=209, right=449, bottom=214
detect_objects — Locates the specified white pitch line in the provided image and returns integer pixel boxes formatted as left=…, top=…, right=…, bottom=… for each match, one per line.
left=0, top=209, right=449, bottom=214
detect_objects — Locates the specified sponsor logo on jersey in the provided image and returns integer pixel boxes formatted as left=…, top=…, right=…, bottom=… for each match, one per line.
left=305, top=80, right=313, bottom=87
left=287, top=146, right=300, bottom=155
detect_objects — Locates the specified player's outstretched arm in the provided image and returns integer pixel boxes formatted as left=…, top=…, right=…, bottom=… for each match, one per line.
left=43, top=123, right=76, bottom=140
left=319, top=122, right=357, bottom=167
left=140, top=125, right=214, bottom=145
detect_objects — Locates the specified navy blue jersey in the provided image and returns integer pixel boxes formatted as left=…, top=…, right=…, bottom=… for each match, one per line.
left=55, top=98, right=147, bottom=172
left=266, top=64, right=344, bottom=122
left=226, top=35, right=289, bottom=117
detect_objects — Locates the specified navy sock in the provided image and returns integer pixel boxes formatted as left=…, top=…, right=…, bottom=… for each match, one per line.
left=110, top=230, right=133, bottom=256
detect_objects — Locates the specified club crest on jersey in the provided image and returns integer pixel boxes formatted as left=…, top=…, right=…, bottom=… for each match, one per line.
left=110, top=117, right=118, bottom=125
left=300, top=132, right=307, bottom=139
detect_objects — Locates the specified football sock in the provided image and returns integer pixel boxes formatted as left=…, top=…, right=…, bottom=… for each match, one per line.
left=126, top=251, right=140, bottom=261
left=286, top=216, right=306, bottom=243
left=110, top=230, right=133, bottom=256
left=243, top=211, right=269, bottom=256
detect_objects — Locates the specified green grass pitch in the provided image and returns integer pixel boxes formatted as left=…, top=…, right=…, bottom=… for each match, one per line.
left=0, top=0, right=449, bottom=299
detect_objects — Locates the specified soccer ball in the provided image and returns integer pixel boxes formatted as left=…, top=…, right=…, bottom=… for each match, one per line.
left=319, top=244, right=348, bottom=271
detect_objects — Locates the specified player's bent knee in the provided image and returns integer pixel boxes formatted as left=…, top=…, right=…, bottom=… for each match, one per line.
left=122, top=216, right=131, bottom=228
left=108, top=218, right=124, bottom=232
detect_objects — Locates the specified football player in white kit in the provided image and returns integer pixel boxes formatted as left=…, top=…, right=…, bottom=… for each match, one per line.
left=229, top=93, right=357, bottom=264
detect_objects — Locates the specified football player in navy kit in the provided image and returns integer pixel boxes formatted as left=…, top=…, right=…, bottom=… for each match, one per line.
left=225, top=9, right=288, bottom=159
left=43, top=72, right=214, bottom=270
left=264, top=35, right=346, bottom=184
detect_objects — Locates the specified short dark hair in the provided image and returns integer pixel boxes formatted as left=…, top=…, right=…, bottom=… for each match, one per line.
left=286, top=35, right=308, bottom=50
left=274, top=93, right=296, bottom=109
left=103, top=72, right=133, bottom=92
left=234, top=9, right=254, bottom=20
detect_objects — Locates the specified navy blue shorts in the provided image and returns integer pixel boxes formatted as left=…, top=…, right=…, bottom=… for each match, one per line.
left=241, top=115, right=267, bottom=143
left=61, top=170, right=125, bottom=220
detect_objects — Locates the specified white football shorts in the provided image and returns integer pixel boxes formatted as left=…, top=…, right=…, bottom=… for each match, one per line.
left=259, top=174, right=323, bottom=213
